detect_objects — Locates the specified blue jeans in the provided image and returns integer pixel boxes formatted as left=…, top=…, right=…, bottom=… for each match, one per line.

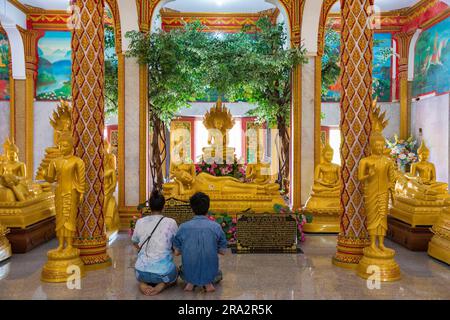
left=178, top=265, right=223, bottom=285
left=135, top=265, right=178, bottom=285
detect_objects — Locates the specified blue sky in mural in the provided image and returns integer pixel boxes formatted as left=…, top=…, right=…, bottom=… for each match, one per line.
left=413, top=16, right=450, bottom=97
left=322, top=32, right=393, bottom=102
left=37, top=31, right=72, bottom=101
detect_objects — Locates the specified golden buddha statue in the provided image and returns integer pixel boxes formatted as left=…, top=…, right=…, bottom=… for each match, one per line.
left=410, top=140, right=448, bottom=195
left=391, top=140, right=449, bottom=227
left=303, top=143, right=341, bottom=233
left=356, top=104, right=400, bottom=282
left=1, top=138, right=26, bottom=178
left=245, top=149, right=279, bottom=193
left=36, top=101, right=72, bottom=180
left=202, top=98, right=236, bottom=164
left=428, top=199, right=450, bottom=264
left=0, top=223, right=11, bottom=262
left=104, top=140, right=119, bottom=235
left=41, top=132, right=85, bottom=283
left=163, top=144, right=196, bottom=196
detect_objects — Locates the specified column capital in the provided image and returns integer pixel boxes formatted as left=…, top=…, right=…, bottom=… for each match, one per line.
left=17, top=26, right=42, bottom=76
left=394, top=31, right=415, bottom=80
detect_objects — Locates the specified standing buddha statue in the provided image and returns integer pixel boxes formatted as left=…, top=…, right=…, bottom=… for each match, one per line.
left=356, top=103, right=401, bottom=282
left=428, top=198, right=450, bottom=264
left=303, top=143, right=341, bottom=233
left=41, top=132, right=85, bottom=283
left=104, top=140, right=119, bottom=234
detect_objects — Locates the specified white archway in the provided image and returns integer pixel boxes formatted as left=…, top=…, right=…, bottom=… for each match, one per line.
left=0, top=0, right=26, bottom=79
left=301, top=0, right=324, bottom=55
left=408, top=29, right=422, bottom=81
left=116, top=0, right=140, bottom=50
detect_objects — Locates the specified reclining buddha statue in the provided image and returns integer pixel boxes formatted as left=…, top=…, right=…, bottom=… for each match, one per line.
left=391, top=140, right=449, bottom=227
left=303, top=142, right=341, bottom=233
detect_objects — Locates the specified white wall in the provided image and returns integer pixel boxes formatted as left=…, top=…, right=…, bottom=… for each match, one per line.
left=411, top=94, right=450, bottom=184
left=321, top=102, right=401, bottom=140
left=0, top=101, right=9, bottom=154
left=33, top=101, right=58, bottom=177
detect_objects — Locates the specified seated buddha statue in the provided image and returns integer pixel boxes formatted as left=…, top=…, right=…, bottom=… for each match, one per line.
left=104, top=141, right=119, bottom=233
left=1, top=138, right=26, bottom=178
left=163, top=145, right=196, bottom=197
left=303, top=143, right=341, bottom=233
left=408, top=140, right=448, bottom=195
left=391, top=140, right=449, bottom=227
left=246, top=149, right=279, bottom=193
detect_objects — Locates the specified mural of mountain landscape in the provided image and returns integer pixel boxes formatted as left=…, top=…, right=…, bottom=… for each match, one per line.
left=37, top=31, right=72, bottom=101
left=322, top=32, right=393, bottom=103
left=413, top=16, right=450, bottom=97
left=0, top=33, right=10, bottom=100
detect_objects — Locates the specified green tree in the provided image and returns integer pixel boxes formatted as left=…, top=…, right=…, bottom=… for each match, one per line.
left=104, top=24, right=118, bottom=118
left=126, top=22, right=210, bottom=189
left=239, top=18, right=307, bottom=188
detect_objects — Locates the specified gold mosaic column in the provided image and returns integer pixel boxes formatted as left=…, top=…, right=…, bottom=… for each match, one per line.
left=394, top=32, right=414, bottom=140
left=333, top=0, right=373, bottom=268
left=71, top=0, right=111, bottom=269
left=17, top=27, right=40, bottom=179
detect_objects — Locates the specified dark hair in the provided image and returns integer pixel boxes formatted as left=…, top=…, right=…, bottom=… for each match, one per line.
left=189, top=192, right=210, bottom=215
left=149, top=190, right=165, bottom=212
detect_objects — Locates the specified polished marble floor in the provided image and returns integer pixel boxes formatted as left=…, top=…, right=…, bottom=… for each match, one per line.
left=0, top=233, right=449, bottom=300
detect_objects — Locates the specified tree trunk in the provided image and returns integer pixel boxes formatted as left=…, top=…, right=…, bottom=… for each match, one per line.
left=277, top=116, right=290, bottom=193
left=149, top=114, right=165, bottom=191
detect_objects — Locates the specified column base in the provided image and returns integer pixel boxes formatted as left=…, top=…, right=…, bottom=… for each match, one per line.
left=41, top=248, right=86, bottom=283
left=76, top=236, right=111, bottom=271
left=356, top=247, right=401, bottom=282
left=332, top=235, right=369, bottom=269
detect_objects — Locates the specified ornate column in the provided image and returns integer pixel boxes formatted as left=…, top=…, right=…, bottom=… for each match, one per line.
left=333, top=0, right=373, bottom=268
left=71, top=0, right=110, bottom=269
left=395, top=32, right=414, bottom=140
left=17, top=27, right=40, bottom=179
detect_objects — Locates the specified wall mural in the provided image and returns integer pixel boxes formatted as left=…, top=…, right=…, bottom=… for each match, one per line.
left=0, top=32, right=10, bottom=100
left=321, top=31, right=393, bottom=102
left=36, top=31, right=72, bottom=101
left=413, top=16, right=450, bottom=97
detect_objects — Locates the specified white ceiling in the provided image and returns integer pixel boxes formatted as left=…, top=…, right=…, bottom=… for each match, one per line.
left=162, top=0, right=275, bottom=13
left=19, top=0, right=70, bottom=10
left=331, top=0, right=422, bottom=12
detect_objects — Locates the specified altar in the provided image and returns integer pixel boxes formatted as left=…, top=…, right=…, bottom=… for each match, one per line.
left=163, top=99, right=285, bottom=213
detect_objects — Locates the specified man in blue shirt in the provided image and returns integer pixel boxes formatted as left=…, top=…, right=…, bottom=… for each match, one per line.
left=173, top=192, right=228, bottom=292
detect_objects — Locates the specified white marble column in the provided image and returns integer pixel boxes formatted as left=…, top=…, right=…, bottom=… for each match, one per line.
left=301, top=55, right=316, bottom=204
left=124, top=56, right=141, bottom=206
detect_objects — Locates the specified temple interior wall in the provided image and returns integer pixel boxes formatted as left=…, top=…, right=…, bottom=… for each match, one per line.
left=0, top=101, right=9, bottom=154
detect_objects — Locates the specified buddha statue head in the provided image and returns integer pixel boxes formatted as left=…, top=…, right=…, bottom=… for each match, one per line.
left=369, top=99, right=388, bottom=156
left=50, top=100, right=72, bottom=144
left=203, top=98, right=235, bottom=133
left=3, top=138, right=19, bottom=162
left=322, top=143, right=334, bottom=163
left=58, top=133, right=74, bottom=157
left=417, top=140, right=430, bottom=162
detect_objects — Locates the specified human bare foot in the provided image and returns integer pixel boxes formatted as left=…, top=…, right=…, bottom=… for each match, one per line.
left=184, top=283, right=194, bottom=292
left=139, top=282, right=154, bottom=296
left=204, top=283, right=215, bottom=292
left=149, top=283, right=167, bottom=296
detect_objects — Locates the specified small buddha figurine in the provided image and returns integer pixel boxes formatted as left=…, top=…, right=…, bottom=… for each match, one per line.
left=104, top=140, right=119, bottom=232
left=303, top=143, right=341, bottom=233
left=246, top=149, right=279, bottom=193
left=44, top=132, right=85, bottom=253
left=409, top=140, right=448, bottom=195
left=1, top=138, right=26, bottom=178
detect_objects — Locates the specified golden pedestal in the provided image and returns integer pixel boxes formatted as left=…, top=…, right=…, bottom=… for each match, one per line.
left=303, top=196, right=340, bottom=233
left=172, top=193, right=285, bottom=213
left=0, top=192, right=55, bottom=229
left=356, top=247, right=401, bottom=282
left=41, top=248, right=86, bottom=283
left=427, top=208, right=450, bottom=265
left=390, top=195, right=445, bottom=227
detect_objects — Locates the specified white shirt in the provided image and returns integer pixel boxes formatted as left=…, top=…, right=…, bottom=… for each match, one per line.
left=132, top=215, right=178, bottom=274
